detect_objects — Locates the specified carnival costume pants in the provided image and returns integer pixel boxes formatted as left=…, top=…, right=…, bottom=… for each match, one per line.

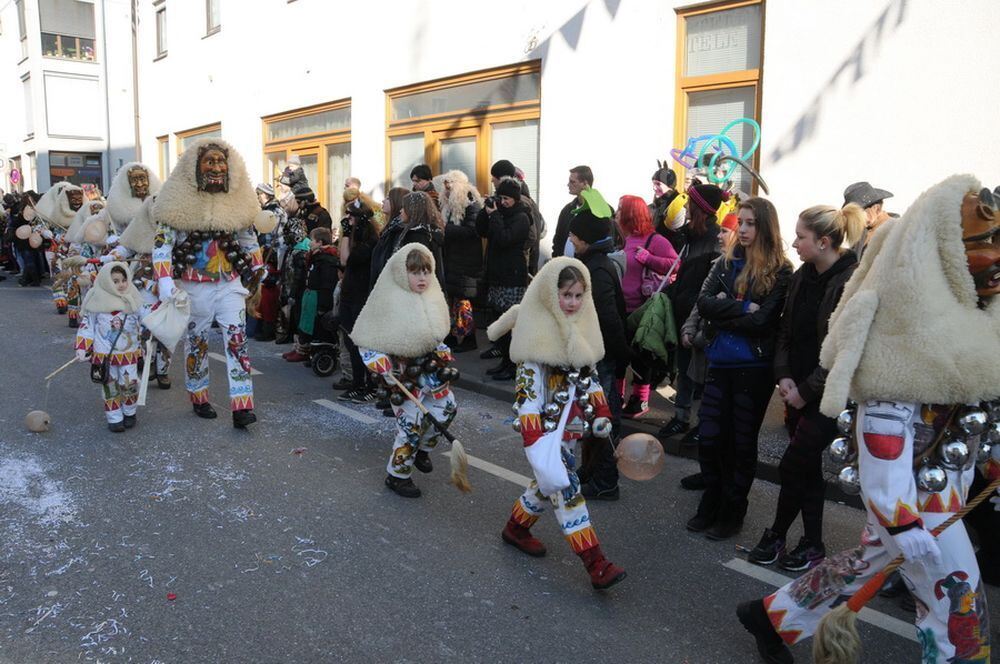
left=387, top=388, right=457, bottom=478
left=66, top=274, right=85, bottom=323
left=509, top=441, right=600, bottom=555
left=763, top=400, right=990, bottom=663
left=183, top=279, right=254, bottom=411
left=100, top=364, right=139, bottom=424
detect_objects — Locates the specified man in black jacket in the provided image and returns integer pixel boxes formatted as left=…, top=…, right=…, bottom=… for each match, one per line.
left=552, top=165, right=593, bottom=258
left=567, top=206, right=628, bottom=500
left=294, top=185, right=332, bottom=234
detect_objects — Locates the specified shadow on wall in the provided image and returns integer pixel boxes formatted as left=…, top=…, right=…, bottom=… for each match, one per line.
left=767, top=0, right=909, bottom=165
left=527, top=0, right=622, bottom=63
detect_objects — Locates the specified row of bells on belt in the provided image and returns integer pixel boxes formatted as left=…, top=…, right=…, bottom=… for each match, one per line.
left=172, top=231, right=249, bottom=269
left=375, top=354, right=459, bottom=406
left=831, top=401, right=1000, bottom=496
left=510, top=367, right=611, bottom=438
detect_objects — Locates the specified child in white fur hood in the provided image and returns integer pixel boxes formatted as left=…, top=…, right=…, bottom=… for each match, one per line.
left=350, top=243, right=458, bottom=498
left=75, top=262, right=154, bottom=433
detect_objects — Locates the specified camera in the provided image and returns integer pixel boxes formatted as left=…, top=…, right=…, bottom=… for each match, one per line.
left=484, top=195, right=500, bottom=209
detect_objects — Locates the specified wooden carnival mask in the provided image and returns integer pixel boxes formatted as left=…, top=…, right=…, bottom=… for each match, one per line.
left=961, top=188, right=1000, bottom=297
left=127, top=166, right=150, bottom=200
left=66, top=188, right=84, bottom=211
left=196, top=144, right=229, bottom=194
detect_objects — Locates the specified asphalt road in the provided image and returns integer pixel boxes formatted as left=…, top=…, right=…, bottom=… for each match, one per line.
left=0, top=279, right=994, bottom=663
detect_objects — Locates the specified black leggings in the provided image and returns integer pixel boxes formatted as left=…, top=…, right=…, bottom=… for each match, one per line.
left=770, top=403, right=838, bottom=543
left=339, top=300, right=369, bottom=390
left=696, top=366, right=775, bottom=519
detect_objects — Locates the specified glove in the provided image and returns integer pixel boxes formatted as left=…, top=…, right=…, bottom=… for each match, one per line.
left=635, top=247, right=651, bottom=265
left=75, top=349, right=89, bottom=362
left=892, top=528, right=942, bottom=566
left=158, top=276, right=175, bottom=302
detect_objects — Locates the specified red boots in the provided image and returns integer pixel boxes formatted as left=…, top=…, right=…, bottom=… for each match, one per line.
left=501, top=518, right=547, bottom=557
left=579, top=545, right=627, bottom=590
left=282, top=350, right=308, bottom=362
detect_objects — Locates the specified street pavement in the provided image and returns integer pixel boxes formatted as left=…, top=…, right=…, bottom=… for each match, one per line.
left=0, top=279, right=995, bottom=663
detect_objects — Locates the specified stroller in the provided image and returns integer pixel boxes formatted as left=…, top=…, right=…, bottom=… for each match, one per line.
left=309, top=309, right=341, bottom=377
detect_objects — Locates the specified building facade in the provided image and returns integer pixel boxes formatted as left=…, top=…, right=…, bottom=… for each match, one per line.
left=5, top=0, right=999, bottom=245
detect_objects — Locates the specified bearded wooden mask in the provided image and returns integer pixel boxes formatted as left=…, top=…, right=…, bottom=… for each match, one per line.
left=196, top=144, right=229, bottom=193
left=961, top=188, right=1000, bottom=297
left=128, top=167, right=150, bottom=199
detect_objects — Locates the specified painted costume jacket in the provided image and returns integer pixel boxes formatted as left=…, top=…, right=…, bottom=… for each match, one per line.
left=515, top=362, right=611, bottom=447
left=361, top=344, right=454, bottom=401
left=75, top=307, right=154, bottom=367
left=152, top=226, right=262, bottom=283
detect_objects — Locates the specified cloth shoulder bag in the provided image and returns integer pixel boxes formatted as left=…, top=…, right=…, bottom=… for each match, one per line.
left=523, top=383, right=577, bottom=497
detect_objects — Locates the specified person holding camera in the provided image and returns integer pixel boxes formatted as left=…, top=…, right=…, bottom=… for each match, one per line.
left=476, top=177, right=532, bottom=381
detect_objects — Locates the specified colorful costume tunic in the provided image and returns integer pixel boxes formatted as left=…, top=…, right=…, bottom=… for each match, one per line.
left=509, top=362, right=612, bottom=555
left=763, top=400, right=993, bottom=662
left=152, top=226, right=262, bottom=410
left=75, top=309, right=151, bottom=424
left=361, top=344, right=457, bottom=479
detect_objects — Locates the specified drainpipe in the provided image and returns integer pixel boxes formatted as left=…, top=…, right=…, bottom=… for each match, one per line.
left=131, top=0, right=141, bottom=162
left=100, top=0, right=112, bottom=190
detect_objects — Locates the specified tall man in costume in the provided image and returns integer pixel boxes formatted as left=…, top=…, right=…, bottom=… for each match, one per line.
left=152, top=139, right=264, bottom=428
left=104, top=163, right=161, bottom=236
left=736, top=175, right=1000, bottom=664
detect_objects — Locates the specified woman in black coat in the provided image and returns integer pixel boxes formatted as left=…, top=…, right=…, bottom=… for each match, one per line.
left=475, top=177, right=531, bottom=380
left=337, top=202, right=381, bottom=403
left=440, top=170, right=484, bottom=352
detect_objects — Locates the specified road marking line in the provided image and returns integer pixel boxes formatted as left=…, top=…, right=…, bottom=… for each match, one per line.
left=444, top=451, right=532, bottom=487
left=313, top=398, right=379, bottom=425
left=208, top=352, right=262, bottom=375
left=721, top=558, right=917, bottom=643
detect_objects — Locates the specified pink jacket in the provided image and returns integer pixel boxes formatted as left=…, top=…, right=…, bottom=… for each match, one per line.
left=621, top=233, right=679, bottom=312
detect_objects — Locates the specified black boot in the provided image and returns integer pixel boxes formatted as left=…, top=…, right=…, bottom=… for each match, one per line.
left=385, top=474, right=421, bottom=498
left=491, top=360, right=516, bottom=381
left=680, top=472, right=706, bottom=490
left=706, top=503, right=745, bottom=541
left=485, top=360, right=509, bottom=376
left=232, top=409, right=257, bottom=429
left=122, top=414, right=137, bottom=429
left=156, top=375, right=172, bottom=390
left=452, top=334, right=478, bottom=354
left=413, top=450, right=433, bottom=473
left=736, top=600, right=794, bottom=664
left=193, top=402, right=218, bottom=419
left=686, top=491, right=719, bottom=532
left=108, top=421, right=126, bottom=433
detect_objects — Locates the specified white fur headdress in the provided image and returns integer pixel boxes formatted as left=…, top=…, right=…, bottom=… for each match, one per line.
left=350, top=243, right=450, bottom=357
left=65, top=200, right=106, bottom=244
left=820, top=174, right=1000, bottom=416
left=35, top=182, right=83, bottom=229
left=106, top=162, right=161, bottom=233
left=117, top=196, right=157, bottom=255
left=82, top=261, right=143, bottom=314
left=487, top=256, right=604, bottom=368
left=153, top=137, right=259, bottom=233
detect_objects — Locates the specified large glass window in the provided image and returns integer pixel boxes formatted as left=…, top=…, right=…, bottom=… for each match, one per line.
left=22, top=76, right=33, bottom=137
left=157, top=136, right=169, bottom=179
left=49, top=151, right=102, bottom=187
left=386, top=62, right=541, bottom=200
left=155, top=8, right=167, bottom=58
left=39, top=0, right=96, bottom=61
left=675, top=1, right=763, bottom=196
left=262, top=101, right=351, bottom=209
left=176, top=123, right=222, bottom=155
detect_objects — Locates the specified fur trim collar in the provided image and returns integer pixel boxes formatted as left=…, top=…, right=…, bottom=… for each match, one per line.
left=82, top=261, right=143, bottom=314
left=820, top=174, right=1000, bottom=415
left=152, top=137, right=259, bottom=233
left=117, top=196, right=157, bottom=255
left=65, top=201, right=106, bottom=244
left=106, top=162, right=161, bottom=234
left=36, top=182, right=83, bottom=229
left=487, top=256, right=604, bottom=367
left=350, top=243, right=450, bottom=357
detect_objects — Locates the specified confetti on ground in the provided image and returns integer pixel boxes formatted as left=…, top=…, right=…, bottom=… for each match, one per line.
left=166, top=593, right=177, bottom=601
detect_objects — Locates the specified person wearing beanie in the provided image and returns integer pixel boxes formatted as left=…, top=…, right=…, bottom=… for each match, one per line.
left=552, top=165, right=594, bottom=258
left=565, top=189, right=629, bottom=500
left=650, top=160, right=685, bottom=251
left=488, top=161, right=544, bottom=276
left=489, top=159, right=516, bottom=182
left=293, top=184, right=332, bottom=234
left=475, top=176, right=532, bottom=381
left=410, top=164, right=439, bottom=206
left=659, top=183, right=725, bottom=447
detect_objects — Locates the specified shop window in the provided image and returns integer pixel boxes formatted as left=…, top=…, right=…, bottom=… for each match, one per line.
left=386, top=62, right=541, bottom=200
left=176, top=123, right=222, bottom=156
left=157, top=135, right=169, bottom=179
left=39, top=0, right=97, bottom=61
left=675, top=1, right=763, bottom=195
left=262, top=100, right=351, bottom=209
left=155, top=6, right=167, bottom=58
left=49, top=151, right=102, bottom=187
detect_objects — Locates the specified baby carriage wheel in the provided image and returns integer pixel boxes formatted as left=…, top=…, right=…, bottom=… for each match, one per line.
left=311, top=348, right=337, bottom=377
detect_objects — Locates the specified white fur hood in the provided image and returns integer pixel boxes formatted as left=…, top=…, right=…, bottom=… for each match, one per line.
left=350, top=243, right=450, bottom=357
left=153, top=137, right=259, bottom=233
left=36, top=182, right=83, bottom=229
left=82, top=261, right=143, bottom=314
left=487, top=256, right=605, bottom=368
left=106, top=162, right=161, bottom=233
left=820, top=174, right=1000, bottom=416
left=117, top=196, right=157, bottom=255
left=64, top=200, right=106, bottom=244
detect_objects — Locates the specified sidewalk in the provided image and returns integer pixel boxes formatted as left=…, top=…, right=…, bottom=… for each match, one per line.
left=452, top=327, right=863, bottom=508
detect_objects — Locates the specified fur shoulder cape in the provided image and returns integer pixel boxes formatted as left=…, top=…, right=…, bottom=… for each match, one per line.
left=350, top=243, right=450, bottom=357
left=65, top=200, right=106, bottom=244
left=117, top=196, right=157, bottom=255
left=820, top=174, right=1000, bottom=416
left=36, top=182, right=83, bottom=229
left=106, top=162, right=161, bottom=233
left=152, top=137, right=259, bottom=233
left=487, top=256, right=604, bottom=367
left=82, top=261, right=144, bottom=314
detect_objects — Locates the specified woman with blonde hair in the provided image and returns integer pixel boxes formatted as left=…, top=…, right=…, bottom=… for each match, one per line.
left=439, top=170, right=484, bottom=353
left=686, top=196, right=793, bottom=541
left=746, top=203, right=863, bottom=570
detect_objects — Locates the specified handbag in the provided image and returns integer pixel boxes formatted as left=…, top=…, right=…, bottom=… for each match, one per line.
left=523, top=384, right=577, bottom=497
left=90, top=320, right=126, bottom=384
left=642, top=243, right=687, bottom=297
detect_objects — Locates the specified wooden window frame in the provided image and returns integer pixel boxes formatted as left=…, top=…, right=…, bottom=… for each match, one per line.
left=175, top=122, right=222, bottom=156
left=384, top=61, right=541, bottom=192
left=674, top=0, right=764, bottom=192
left=262, top=99, right=352, bottom=209
left=156, top=135, right=169, bottom=179
left=205, top=0, right=220, bottom=36
left=155, top=7, right=167, bottom=59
